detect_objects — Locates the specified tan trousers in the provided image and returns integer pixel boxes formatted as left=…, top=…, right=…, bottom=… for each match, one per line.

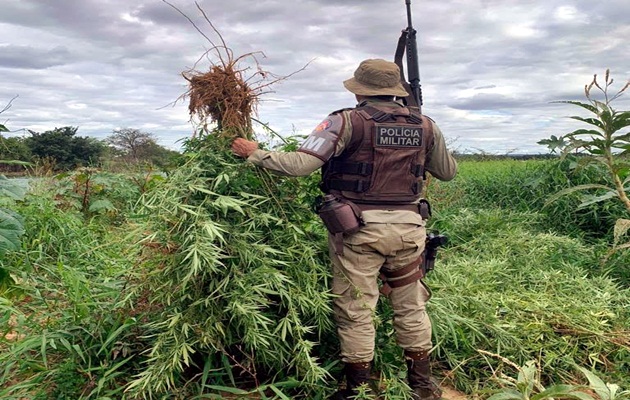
left=329, top=222, right=433, bottom=363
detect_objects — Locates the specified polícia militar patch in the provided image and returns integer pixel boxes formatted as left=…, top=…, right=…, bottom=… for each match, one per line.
left=374, top=124, right=423, bottom=147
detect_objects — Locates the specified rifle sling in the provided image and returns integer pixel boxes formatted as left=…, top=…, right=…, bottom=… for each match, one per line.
left=394, top=29, right=418, bottom=108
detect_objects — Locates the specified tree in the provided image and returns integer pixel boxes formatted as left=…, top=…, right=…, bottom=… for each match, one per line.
left=0, top=136, right=31, bottom=173
left=25, top=127, right=106, bottom=171
left=106, top=128, right=154, bottom=163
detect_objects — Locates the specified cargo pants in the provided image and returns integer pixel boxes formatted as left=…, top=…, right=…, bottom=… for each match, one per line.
left=329, top=220, right=433, bottom=363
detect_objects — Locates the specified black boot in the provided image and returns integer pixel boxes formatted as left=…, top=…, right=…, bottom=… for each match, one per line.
left=330, top=361, right=372, bottom=400
left=405, top=350, right=442, bottom=400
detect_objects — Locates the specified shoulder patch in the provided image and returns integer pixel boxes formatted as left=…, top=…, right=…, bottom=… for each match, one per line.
left=297, top=113, right=345, bottom=162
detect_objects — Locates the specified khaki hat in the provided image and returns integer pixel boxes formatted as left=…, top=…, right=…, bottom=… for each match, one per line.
left=343, top=59, right=409, bottom=97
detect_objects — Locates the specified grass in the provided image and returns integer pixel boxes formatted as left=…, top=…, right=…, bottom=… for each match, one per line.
left=1, top=151, right=629, bottom=399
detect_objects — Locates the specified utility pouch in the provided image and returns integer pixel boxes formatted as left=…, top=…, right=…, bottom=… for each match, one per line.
left=316, top=195, right=363, bottom=255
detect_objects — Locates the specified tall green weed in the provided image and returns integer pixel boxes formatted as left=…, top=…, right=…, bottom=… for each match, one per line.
left=0, top=179, right=141, bottom=399
left=424, top=207, right=630, bottom=393
left=431, top=159, right=630, bottom=285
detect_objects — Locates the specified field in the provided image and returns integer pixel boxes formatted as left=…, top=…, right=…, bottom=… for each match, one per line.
left=1, top=144, right=629, bottom=399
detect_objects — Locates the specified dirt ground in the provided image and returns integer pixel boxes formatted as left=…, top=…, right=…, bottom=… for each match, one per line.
left=442, top=386, right=469, bottom=399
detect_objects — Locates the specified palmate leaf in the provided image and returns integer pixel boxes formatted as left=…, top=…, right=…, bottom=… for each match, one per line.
left=599, top=108, right=615, bottom=129
left=0, top=208, right=25, bottom=256
left=537, top=135, right=567, bottom=153
left=88, top=199, right=116, bottom=213
left=0, top=175, right=27, bottom=200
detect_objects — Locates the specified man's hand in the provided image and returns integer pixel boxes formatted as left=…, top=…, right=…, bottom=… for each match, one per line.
left=231, top=138, right=258, bottom=158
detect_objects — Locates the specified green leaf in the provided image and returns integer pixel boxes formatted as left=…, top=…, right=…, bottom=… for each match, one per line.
left=0, top=160, right=31, bottom=167
left=532, top=385, right=594, bottom=400
left=611, top=111, right=630, bottom=133
left=570, top=116, right=604, bottom=129
left=0, top=175, right=27, bottom=200
left=204, top=385, right=249, bottom=395
left=0, top=124, right=7, bottom=132
left=88, top=199, right=116, bottom=213
left=577, top=367, right=612, bottom=400
left=565, top=128, right=604, bottom=138
left=552, top=100, right=598, bottom=114
left=487, top=389, right=525, bottom=400
left=544, top=183, right=613, bottom=208
left=612, top=131, right=630, bottom=143
left=537, top=135, right=566, bottom=153
left=268, top=385, right=291, bottom=400
left=578, top=190, right=618, bottom=209
left=0, top=208, right=25, bottom=256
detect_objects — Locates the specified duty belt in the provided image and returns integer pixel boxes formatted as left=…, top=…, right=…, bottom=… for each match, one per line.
left=355, top=199, right=431, bottom=220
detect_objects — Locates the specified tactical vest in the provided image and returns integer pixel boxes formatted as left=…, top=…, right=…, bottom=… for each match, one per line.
left=321, top=104, right=434, bottom=205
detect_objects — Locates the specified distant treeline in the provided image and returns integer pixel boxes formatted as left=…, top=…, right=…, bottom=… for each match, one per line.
left=450, top=153, right=558, bottom=161
left=1, top=126, right=181, bottom=174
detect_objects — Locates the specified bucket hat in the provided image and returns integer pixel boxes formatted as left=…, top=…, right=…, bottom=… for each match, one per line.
left=343, top=59, right=408, bottom=97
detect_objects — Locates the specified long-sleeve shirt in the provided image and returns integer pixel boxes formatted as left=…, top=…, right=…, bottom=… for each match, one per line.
left=247, top=99, right=457, bottom=224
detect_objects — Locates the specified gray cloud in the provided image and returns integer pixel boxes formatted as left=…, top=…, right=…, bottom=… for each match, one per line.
left=0, top=45, right=75, bottom=69
left=1, top=0, right=629, bottom=154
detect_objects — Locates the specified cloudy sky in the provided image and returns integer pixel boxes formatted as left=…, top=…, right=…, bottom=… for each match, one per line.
left=1, top=0, right=629, bottom=154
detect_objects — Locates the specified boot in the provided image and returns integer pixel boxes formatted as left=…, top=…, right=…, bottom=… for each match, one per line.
left=405, top=350, right=443, bottom=400
left=330, top=361, right=372, bottom=400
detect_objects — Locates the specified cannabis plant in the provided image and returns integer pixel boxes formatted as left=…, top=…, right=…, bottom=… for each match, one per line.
left=125, top=134, right=336, bottom=399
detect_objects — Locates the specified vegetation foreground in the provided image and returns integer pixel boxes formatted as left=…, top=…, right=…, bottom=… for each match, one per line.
left=1, top=134, right=629, bottom=399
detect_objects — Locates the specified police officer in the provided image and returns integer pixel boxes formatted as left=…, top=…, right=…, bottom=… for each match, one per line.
left=232, top=59, right=457, bottom=400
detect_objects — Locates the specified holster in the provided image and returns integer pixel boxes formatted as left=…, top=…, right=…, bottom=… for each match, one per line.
left=317, top=196, right=363, bottom=255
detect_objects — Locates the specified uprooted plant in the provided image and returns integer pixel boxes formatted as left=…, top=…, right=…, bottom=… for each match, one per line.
left=163, top=1, right=306, bottom=140
left=119, top=3, right=341, bottom=399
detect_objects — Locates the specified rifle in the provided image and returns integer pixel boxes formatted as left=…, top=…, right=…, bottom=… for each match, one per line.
left=394, top=0, right=423, bottom=113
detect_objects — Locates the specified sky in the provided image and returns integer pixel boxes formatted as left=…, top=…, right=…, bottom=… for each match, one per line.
left=1, top=0, right=629, bottom=154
